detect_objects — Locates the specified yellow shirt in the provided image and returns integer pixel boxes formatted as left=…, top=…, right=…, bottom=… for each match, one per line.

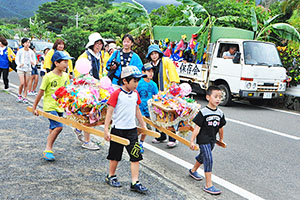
left=43, top=49, right=73, bottom=74
left=40, top=71, right=70, bottom=112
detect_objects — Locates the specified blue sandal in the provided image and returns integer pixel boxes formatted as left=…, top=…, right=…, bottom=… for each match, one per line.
left=203, top=185, right=221, bottom=195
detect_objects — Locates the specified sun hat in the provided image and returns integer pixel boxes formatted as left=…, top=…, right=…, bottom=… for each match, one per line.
left=146, top=44, right=163, bottom=59
left=121, top=66, right=147, bottom=79
left=142, top=63, right=153, bottom=71
left=51, top=51, right=74, bottom=62
left=85, top=32, right=106, bottom=48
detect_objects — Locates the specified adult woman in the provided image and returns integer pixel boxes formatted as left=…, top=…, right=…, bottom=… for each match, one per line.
left=0, top=37, right=15, bottom=90
left=15, top=38, right=36, bottom=103
left=73, top=32, right=106, bottom=150
left=43, top=39, right=73, bottom=78
left=146, top=44, right=180, bottom=147
left=74, top=32, right=106, bottom=79
left=106, top=34, right=143, bottom=85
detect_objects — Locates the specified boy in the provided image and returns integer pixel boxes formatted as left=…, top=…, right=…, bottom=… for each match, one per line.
left=189, top=86, right=226, bottom=195
left=136, top=63, right=158, bottom=153
left=104, top=65, right=148, bottom=194
left=32, top=51, right=73, bottom=161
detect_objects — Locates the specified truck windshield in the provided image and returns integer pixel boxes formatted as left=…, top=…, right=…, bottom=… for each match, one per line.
left=243, top=41, right=282, bottom=67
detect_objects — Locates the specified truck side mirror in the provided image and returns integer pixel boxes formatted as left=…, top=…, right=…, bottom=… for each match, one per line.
left=233, top=52, right=241, bottom=64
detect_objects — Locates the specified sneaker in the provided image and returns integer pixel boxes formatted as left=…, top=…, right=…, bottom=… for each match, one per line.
left=17, top=95, right=23, bottom=103
left=105, top=175, right=122, bottom=187
left=139, top=142, right=144, bottom=154
left=189, top=169, right=203, bottom=181
left=203, top=186, right=222, bottom=195
left=81, top=141, right=100, bottom=150
left=28, top=91, right=34, bottom=96
left=167, top=141, right=177, bottom=148
left=130, top=181, right=148, bottom=194
left=23, top=98, right=29, bottom=104
left=43, top=150, right=55, bottom=161
left=33, top=91, right=38, bottom=95
left=151, top=138, right=168, bottom=144
left=73, top=128, right=84, bottom=142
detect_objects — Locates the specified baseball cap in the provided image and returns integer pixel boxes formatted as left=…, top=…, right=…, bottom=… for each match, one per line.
left=142, top=63, right=153, bottom=71
left=51, top=51, right=74, bottom=62
left=121, top=66, right=147, bottom=79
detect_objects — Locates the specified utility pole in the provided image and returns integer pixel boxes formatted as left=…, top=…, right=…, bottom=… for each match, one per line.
left=75, top=12, right=79, bottom=28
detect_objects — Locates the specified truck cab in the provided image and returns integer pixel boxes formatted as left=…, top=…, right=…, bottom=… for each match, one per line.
left=208, top=39, right=286, bottom=105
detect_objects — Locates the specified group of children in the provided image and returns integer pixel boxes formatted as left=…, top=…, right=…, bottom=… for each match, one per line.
left=30, top=33, right=226, bottom=195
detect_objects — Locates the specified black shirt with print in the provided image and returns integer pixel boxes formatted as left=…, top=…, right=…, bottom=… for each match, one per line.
left=192, top=106, right=226, bottom=145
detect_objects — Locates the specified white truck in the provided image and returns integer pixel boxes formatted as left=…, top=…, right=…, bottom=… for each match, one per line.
left=173, top=28, right=287, bottom=106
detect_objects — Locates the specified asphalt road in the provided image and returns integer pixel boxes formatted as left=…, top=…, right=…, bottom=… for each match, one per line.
left=2, top=71, right=300, bottom=200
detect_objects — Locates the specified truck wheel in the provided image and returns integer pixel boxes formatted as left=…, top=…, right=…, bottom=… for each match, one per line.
left=218, top=84, right=232, bottom=106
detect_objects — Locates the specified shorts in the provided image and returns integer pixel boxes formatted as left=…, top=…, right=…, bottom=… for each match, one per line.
left=17, top=70, right=31, bottom=76
left=31, top=66, right=38, bottom=75
left=46, top=111, right=63, bottom=130
left=107, top=127, right=143, bottom=162
left=195, top=143, right=215, bottom=172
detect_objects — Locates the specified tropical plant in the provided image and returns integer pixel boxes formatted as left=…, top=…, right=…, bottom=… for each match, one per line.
left=278, top=45, right=300, bottom=86
left=150, top=4, right=186, bottom=26
left=251, top=7, right=300, bottom=43
left=113, top=0, right=154, bottom=42
left=28, top=15, right=52, bottom=40
left=177, top=0, right=239, bottom=60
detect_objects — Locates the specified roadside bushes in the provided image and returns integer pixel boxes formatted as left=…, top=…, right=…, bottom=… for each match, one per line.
left=277, top=45, right=300, bottom=86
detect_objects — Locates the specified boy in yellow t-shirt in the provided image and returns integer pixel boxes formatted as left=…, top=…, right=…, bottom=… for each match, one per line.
left=32, top=51, right=73, bottom=161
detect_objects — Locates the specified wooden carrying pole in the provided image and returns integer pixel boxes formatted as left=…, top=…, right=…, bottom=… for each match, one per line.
left=137, top=127, right=160, bottom=138
left=27, top=106, right=130, bottom=146
left=143, top=116, right=199, bottom=151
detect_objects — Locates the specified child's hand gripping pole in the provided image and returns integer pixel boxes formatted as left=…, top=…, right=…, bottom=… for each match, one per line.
left=26, top=106, right=130, bottom=146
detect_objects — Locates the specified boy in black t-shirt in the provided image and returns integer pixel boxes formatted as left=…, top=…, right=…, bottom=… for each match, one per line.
left=189, top=86, right=226, bottom=195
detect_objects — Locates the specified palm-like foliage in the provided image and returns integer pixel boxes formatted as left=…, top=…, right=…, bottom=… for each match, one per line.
left=251, top=8, right=300, bottom=43
left=113, top=0, right=154, bottom=42
left=176, top=0, right=239, bottom=60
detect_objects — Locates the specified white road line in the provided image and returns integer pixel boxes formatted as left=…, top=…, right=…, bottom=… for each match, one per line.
left=227, top=118, right=300, bottom=140
left=144, top=143, right=265, bottom=200
left=258, top=106, right=300, bottom=116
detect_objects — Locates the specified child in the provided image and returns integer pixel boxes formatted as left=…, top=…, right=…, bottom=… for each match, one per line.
left=32, top=51, right=73, bottom=161
left=136, top=62, right=158, bottom=153
left=27, top=44, right=39, bottom=96
left=104, top=65, right=148, bottom=194
left=189, top=85, right=226, bottom=195
left=15, top=38, right=36, bottom=104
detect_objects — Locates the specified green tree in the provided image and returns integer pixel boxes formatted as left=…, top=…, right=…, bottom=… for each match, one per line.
left=61, top=27, right=91, bottom=59
left=150, top=4, right=186, bottom=26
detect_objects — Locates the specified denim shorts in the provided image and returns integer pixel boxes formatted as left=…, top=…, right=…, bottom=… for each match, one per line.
left=31, top=66, right=38, bottom=75
left=46, top=111, right=63, bottom=130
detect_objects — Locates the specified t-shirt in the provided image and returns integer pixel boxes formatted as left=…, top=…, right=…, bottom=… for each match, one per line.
left=192, top=106, right=226, bottom=145
left=40, top=71, right=70, bottom=112
left=222, top=51, right=236, bottom=58
left=107, top=88, right=141, bottom=129
left=137, top=79, right=158, bottom=117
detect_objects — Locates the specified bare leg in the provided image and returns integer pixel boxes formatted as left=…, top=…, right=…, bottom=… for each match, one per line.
left=140, top=134, right=146, bottom=142
left=109, top=160, right=119, bottom=176
left=84, top=131, right=90, bottom=142
left=131, top=161, right=139, bottom=183
left=32, top=75, right=39, bottom=91
left=23, top=75, right=30, bottom=98
left=18, top=74, right=25, bottom=96
left=45, top=127, right=63, bottom=151
left=204, top=172, right=213, bottom=188
left=191, top=160, right=201, bottom=173
left=27, top=75, right=34, bottom=92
